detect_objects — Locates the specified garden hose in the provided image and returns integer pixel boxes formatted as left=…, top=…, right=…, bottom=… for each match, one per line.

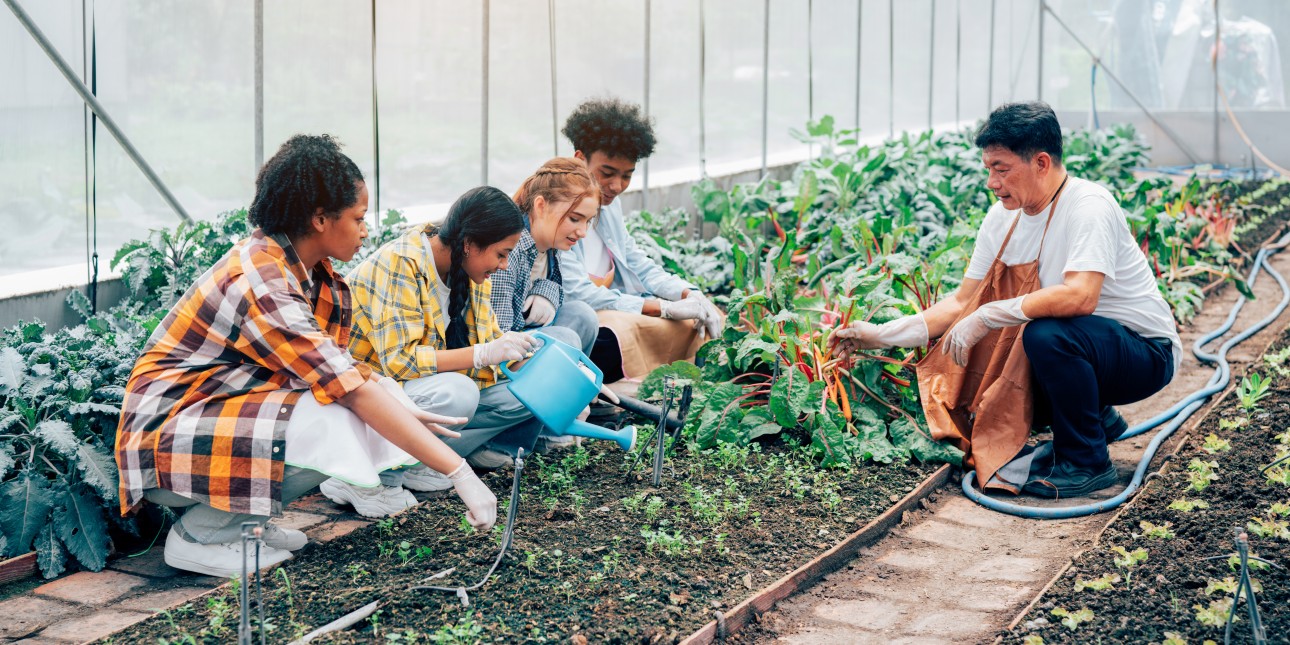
left=962, top=233, right=1290, bottom=519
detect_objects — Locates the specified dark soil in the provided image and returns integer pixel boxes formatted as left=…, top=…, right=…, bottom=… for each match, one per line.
left=108, top=437, right=935, bottom=644
left=1002, top=328, right=1290, bottom=645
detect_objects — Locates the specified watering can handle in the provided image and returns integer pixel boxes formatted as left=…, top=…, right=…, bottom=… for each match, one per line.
left=498, top=330, right=558, bottom=379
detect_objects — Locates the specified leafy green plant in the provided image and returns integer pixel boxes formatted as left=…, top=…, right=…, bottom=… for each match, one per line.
left=1201, top=433, right=1231, bottom=454
left=1073, top=573, right=1120, bottom=592
left=1139, top=520, right=1176, bottom=539
left=640, top=527, right=694, bottom=558
left=1187, top=459, right=1220, bottom=493
left=1246, top=514, right=1290, bottom=539
left=1159, top=631, right=1187, bottom=645
left=1219, top=416, right=1249, bottom=431
left=1049, top=607, right=1094, bottom=631
left=1111, top=546, right=1148, bottom=582
left=428, top=614, right=484, bottom=644
left=1206, top=576, right=1261, bottom=595
left=1169, top=498, right=1211, bottom=513
left=1194, top=598, right=1236, bottom=627
left=1237, top=372, right=1272, bottom=412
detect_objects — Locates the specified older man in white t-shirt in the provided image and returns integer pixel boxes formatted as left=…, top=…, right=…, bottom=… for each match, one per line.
left=831, top=101, right=1179, bottom=499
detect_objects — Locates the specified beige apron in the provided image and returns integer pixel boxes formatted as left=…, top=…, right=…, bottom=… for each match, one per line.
left=916, top=184, right=1065, bottom=489
left=596, top=311, right=703, bottom=380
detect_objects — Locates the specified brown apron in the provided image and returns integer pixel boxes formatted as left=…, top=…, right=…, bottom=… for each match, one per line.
left=916, top=185, right=1065, bottom=489
left=596, top=310, right=703, bottom=380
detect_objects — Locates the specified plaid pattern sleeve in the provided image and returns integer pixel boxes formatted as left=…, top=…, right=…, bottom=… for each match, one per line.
left=115, top=231, right=367, bottom=517
left=348, top=226, right=503, bottom=387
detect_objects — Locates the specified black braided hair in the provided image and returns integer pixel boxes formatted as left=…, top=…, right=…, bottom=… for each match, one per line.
left=432, top=186, right=525, bottom=350
left=561, top=98, right=656, bottom=162
left=249, top=134, right=364, bottom=238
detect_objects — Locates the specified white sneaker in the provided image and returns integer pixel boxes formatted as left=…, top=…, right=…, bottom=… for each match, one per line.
left=261, top=523, right=308, bottom=551
left=163, top=526, right=291, bottom=578
left=319, top=478, right=418, bottom=518
left=533, top=433, right=577, bottom=454
left=400, top=465, right=454, bottom=492
left=466, top=448, right=514, bottom=470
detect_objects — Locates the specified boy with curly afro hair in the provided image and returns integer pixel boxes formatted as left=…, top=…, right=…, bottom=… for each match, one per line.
left=558, top=98, right=723, bottom=384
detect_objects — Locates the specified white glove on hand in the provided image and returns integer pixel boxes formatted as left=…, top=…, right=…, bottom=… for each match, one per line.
left=687, top=292, right=724, bottom=339
left=523, top=294, right=556, bottom=327
left=830, top=314, right=929, bottom=358
left=658, top=297, right=705, bottom=321
left=942, top=296, right=1030, bottom=367
left=472, top=331, right=540, bottom=368
left=447, top=459, right=497, bottom=531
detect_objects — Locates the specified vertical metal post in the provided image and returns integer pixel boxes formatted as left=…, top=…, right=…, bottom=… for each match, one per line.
left=954, top=0, right=961, bottom=123
left=481, top=0, right=490, bottom=185
left=928, top=0, right=936, bottom=131
left=1037, top=0, right=1045, bottom=102
left=642, top=0, right=651, bottom=210
left=370, top=0, right=381, bottom=216
left=699, top=0, right=707, bottom=178
left=549, top=0, right=559, bottom=156
left=888, top=0, right=894, bottom=137
left=1213, top=0, right=1220, bottom=165
left=254, top=0, right=263, bottom=171
left=988, top=0, right=995, bottom=110
left=761, top=0, right=770, bottom=177
left=855, top=0, right=862, bottom=131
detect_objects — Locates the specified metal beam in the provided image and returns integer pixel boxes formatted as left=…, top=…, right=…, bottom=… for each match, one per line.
left=5, top=0, right=193, bottom=223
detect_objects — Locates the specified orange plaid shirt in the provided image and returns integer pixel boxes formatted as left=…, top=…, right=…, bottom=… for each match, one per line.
left=115, top=230, right=370, bottom=516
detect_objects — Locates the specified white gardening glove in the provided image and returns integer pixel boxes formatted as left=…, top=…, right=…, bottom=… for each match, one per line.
left=687, top=292, right=724, bottom=339
left=942, top=296, right=1030, bottom=367
left=658, top=297, right=705, bottom=322
left=472, top=331, right=540, bottom=368
left=830, top=314, right=929, bottom=357
left=446, top=459, right=497, bottom=531
left=373, top=376, right=465, bottom=438
left=523, top=294, right=556, bottom=327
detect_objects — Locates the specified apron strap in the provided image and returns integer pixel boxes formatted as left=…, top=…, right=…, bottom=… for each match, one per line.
left=993, top=174, right=1070, bottom=264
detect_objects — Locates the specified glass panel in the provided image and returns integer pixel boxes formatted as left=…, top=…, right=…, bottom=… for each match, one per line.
left=860, top=0, right=893, bottom=139
left=0, top=0, right=87, bottom=276
left=646, top=0, right=701, bottom=177
left=892, top=0, right=933, bottom=134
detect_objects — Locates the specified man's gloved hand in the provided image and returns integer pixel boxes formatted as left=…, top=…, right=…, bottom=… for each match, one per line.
left=472, top=331, right=540, bottom=368
left=446, top=459, right=497, bottom=531
left=941, top=296, right=1030, bottom=367
left=658, top=296, right=705, bottom=322
left=687, top=292, right=724, bottom=339
left=523, top=294, right=556, bottom=327
left=829, top=315, right=929, bottom=358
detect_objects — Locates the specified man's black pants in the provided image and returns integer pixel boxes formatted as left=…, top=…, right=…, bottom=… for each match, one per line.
left=1023, top=315, right=1175, bottom=469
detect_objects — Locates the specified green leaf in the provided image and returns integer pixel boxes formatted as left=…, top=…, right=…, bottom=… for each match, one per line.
left=0, top=468, right=56, bottom=552
left=889, top=417, right=963, bottom=465
left=696, top=383, right=744, bottom=449
left=0, top=443, right=14, bottom=482
left=740, top=407, right=782, bottom=440
left=54, top=483, right=110, bottom=571
left=734, top=337, right=781, bottom=371
left=74, top=444, right=119, bottom=504
left=68, top=402, right=122, bottom=416
left=769, top=371, right=810, bottom=428
left=809, top=408, right=852, bottom=467
left=35, top=522, right=65, bottom=579
left=0, top=346, right=24, bottom=394
left=638, top=361, right=704, bottom=402
left=32, top=420, right=78, bottom=458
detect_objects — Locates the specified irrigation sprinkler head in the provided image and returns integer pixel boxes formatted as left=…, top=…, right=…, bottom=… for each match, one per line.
left=238, top=521, right=266, bottom=645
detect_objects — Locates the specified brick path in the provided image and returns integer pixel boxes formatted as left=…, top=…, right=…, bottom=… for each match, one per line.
left=0, top=494, right=370, bottom=644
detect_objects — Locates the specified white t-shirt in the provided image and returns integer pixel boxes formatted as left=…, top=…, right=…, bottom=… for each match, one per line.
left=965, top=177, right=1182, bottom=371
left=580, top=224, right=613, bottom=277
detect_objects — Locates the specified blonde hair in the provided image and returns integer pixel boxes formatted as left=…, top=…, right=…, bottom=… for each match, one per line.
left=512, top=157, right=601, bottom=223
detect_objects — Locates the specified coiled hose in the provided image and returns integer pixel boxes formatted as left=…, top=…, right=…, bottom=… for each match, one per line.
left=963, top=234, right=1290, bottom=519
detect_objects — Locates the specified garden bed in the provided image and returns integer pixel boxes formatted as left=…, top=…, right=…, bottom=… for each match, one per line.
left=106, top=439, right=939, bottom=643
left=1002, top=325, right=1290, bottom=644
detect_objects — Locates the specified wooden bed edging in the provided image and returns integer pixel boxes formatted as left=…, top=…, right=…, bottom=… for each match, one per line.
left=0, top=551, right=38, bottom=586
left=679, top=463, right=954, bottom=644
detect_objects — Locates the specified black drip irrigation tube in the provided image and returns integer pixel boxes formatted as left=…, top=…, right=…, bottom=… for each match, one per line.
left=1200, top=527, right=1283, bottom=645
left=963, top=234, right=1290, bottom=519
left=290, top=449, right=529, bottom=643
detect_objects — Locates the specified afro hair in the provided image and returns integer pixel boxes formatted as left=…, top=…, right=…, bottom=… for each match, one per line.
left=561, top=98, right=657, bottom=162
left=249, top=134, right=364, bottom=238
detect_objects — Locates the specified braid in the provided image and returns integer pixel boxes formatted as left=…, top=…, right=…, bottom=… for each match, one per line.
left=444, top=236, right=473, bottom=350
left=512, top=157, right=600, bottom=219
left=433, top=186, right=526, bottom=349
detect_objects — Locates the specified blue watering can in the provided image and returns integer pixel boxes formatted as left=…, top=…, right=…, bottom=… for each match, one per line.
left=500, top=331, right=636, bottom=451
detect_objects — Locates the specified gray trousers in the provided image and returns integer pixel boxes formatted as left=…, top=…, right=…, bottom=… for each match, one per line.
left=379, top=371, right=479, bottom=487
left=144, top=466, right=328, bottom=545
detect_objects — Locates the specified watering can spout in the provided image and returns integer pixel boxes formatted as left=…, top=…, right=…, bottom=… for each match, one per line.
left=564, top=420, right=636, bottom=451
